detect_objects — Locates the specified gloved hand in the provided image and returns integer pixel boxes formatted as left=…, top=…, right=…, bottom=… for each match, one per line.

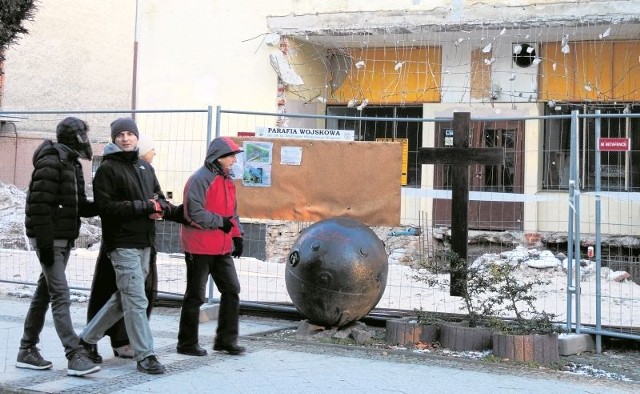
left=168, top=204, right=190, bottom=225
left=38, top=245, right=55, bottom=266
left=220, top=216, right=233, bottom=233
left=232, top=237, right=243, bottom=258
left=157, top=199, right=171, bottom=215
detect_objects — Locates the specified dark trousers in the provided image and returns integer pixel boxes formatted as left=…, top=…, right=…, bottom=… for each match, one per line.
left=20, top=245, right=81, bottom=357
left=177, top=253, right=241, bottom=348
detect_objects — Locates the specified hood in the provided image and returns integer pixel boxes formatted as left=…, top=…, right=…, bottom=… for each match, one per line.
left=32, top=140, right=55, bottom=165
left=204, top=137, right=243, bottom=166
left=101, top=142, right=139, bottom=163
left=32, top=140, right=78, bottom=165
left=103, top=142, right=123, bottom=156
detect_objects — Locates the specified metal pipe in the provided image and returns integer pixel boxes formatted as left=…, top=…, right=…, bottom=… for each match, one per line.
left=572, top=110, right=582, bottom=333
left=594, top=110, right=602, bottom=353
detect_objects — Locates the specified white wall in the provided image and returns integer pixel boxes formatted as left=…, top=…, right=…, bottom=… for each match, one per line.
left=2, top=0, right=135, bottom=113
left=135, top=0, right=292, bottom=111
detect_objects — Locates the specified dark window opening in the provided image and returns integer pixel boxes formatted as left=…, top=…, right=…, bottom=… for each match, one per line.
left=326, top=106, right=423, bottom=187
left=542, top=104, right=640, bottom=191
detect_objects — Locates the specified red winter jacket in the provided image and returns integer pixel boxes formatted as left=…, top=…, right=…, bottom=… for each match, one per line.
left=181, top=137, right=243, bottom=255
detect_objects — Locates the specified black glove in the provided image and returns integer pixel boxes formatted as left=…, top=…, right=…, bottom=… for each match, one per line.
left=38, top=245, right=55, bottom=266
left=220, top=216, right=233, bottom=233
left=232, top=237, right=243, bottom=258
left=157, top=199, right=171, bottom=214
left=168, top=204, right=190, bottom=225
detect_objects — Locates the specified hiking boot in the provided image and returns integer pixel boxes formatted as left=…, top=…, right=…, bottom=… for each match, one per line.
left=177, top=344, right=208, bottom=356
left=113, top=344, right=134, bottom=359
left=137, top=355, right=166, bottom=375
left=213, top=342, right=246, bottom=355
left=16, top=347, right=53, bottom=370
left=67, top=350, right=101, bottom=377
left=79, top=339, right=102, bottom=364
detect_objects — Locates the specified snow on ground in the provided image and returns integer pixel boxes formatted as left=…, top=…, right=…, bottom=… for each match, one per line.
left=1, top=181, right=639, bottom=328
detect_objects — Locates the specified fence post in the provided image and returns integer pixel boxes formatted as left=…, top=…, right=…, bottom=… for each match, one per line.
left=594, top=110, right=602, bottom=353
left=566, top=110, right=582, bottom=333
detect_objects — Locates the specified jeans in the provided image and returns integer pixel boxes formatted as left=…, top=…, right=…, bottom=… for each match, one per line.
left=80, top=248, right=154, bottom=362
left=177, top=253, right=241, bottom=348
left=20, top=243, right=81, bottom=358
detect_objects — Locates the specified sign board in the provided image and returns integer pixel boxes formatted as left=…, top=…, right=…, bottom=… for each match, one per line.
left=598, top=137, right=630, bottom=151
left=255, top=126, right=354, bottom=141
left=444, top=129, right=454, bottom=147
left=377, top=138, right=408, bottom=185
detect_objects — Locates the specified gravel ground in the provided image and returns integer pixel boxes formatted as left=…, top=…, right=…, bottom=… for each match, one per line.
left=250, top=319, right=640, bottom=388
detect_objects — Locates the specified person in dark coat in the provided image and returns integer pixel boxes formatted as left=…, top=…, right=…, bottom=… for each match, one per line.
left=85, top=134, right=169, bottom=360
left=79, top=118, right=175, bottom=375
left=18, top=117, right=101, bottom=377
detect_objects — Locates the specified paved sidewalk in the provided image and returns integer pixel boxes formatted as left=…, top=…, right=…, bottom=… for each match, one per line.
left=0, top=294, right=638, bottom=394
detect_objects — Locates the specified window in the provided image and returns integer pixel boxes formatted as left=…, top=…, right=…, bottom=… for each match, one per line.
left=326, top=106, right=423, bottom=187
left=542, top=104, right=640, bottom=191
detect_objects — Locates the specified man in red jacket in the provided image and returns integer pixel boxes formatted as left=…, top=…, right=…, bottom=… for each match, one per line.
left=177, top=136, right=245, bottom=356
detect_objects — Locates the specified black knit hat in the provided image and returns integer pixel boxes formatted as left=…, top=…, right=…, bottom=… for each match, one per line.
left=110, top=117, right=139, bottom=142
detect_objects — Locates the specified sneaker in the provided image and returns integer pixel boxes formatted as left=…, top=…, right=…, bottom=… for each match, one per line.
left=137, top=355, right=166, bottom=375
left=16, top=347, right=53, bottom=370
left=67, top=351, right=101, bottom=377
left=113, top=344, right=134, bottom=359
left=213, top=342, right=246, bottom=355
left=79, top=339, right=102, bottom=364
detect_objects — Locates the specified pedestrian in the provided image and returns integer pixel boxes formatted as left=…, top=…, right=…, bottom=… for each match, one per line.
left=176, top=137, right=245, bottom=356
left=84, top=133, right=160, bottom=362
left=18, top=117, right=101, bottom=376
left=79, top=118, right=169, bottom=374
left=137, top=133, right=156, bottom=164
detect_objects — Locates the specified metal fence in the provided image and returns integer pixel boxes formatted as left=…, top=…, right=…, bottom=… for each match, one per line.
left=0, top=108, right=638, bottom=344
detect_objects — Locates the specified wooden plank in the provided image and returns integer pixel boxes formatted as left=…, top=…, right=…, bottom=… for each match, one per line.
left=418, top=147, right=504, bottom=165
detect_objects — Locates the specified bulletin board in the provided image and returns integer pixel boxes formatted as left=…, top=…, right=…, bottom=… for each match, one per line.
left=232, top=137, right=402, bottom=227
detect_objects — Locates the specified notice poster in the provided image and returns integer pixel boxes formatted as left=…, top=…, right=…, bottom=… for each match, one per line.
left=242, top=141, right=272, bottom=187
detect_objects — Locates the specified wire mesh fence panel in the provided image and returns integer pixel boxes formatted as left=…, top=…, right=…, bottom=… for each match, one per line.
left=0, top=109, right=211, bottom=299
left=1, top=108, right=640, bottom=340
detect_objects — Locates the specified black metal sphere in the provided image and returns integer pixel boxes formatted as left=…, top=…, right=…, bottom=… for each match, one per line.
left=285, top=217, right=388, bottom=327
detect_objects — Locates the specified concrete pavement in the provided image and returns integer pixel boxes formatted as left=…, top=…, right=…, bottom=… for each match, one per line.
left=0, top=294, right=637, bottom=394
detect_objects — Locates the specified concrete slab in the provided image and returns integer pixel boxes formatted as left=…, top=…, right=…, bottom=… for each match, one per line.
left=558, top=333, right=596, bottom=356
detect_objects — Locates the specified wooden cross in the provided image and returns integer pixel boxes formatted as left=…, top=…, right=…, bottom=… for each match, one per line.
left=418, top=112, right=504, bottom=296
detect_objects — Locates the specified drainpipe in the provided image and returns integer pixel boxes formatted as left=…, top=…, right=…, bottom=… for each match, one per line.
left=131, top=0, right=140, bottom=115
left=0, top=121, right=19, bottom=184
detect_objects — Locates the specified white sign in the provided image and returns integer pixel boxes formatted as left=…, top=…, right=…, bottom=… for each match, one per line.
left=280, top=146, right=303, bottom=165
left=255, top=126, right=354, bottom=141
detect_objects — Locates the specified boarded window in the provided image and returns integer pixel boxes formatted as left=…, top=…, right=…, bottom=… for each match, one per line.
left=328, top=47, right=441, bottom=105
left=470, top=47, right=492, bottom=100
left=540, top=41, right=640, bottom=101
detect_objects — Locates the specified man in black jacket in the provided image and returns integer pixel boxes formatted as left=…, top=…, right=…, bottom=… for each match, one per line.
left=18, top=117, right=101, bottom=377
left=79, top=117, right=169, bottom=375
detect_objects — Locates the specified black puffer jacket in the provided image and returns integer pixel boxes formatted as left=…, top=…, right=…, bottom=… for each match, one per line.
left=25, top=140, right=97, bottom=246
left=93, top=142, right=167, bottom=251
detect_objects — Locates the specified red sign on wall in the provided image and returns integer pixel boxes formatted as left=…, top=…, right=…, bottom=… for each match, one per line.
left=598, top=138, right=630, bottom=151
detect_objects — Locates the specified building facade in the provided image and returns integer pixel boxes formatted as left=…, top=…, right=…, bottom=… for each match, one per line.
left=2, top=1, right=639, bottom=237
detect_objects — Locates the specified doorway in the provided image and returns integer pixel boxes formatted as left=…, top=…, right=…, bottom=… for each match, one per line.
left=433, top=119, right=525, bottom=230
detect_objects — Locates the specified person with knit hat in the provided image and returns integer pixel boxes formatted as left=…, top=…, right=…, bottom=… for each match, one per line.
left=85, top=132, right=161, bottom=362
left=18, top=117, right=101, bottom=376
left=79, top=117, right=170, bottom=375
